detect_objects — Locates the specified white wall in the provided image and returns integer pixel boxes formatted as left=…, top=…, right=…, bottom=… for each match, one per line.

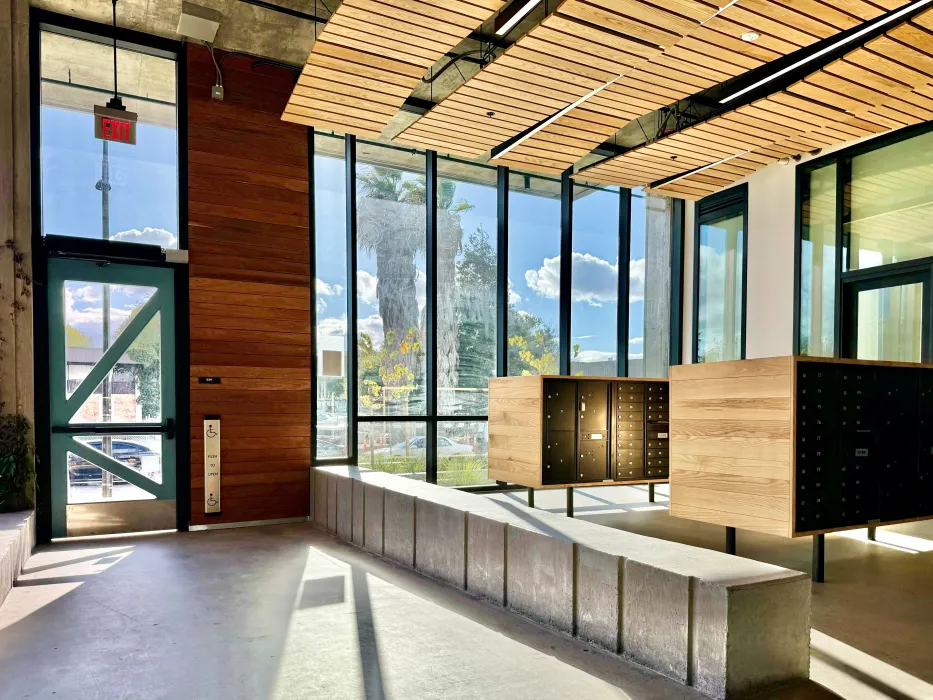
left=744, top=163, right=797, bottom=359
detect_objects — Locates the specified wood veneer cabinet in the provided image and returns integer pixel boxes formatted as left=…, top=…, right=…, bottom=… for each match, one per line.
left=669, top=356, right=933, bottom=538
left=488, top=375, right=670, bottom=489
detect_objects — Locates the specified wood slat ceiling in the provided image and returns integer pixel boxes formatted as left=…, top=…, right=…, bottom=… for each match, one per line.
left=392, top=0, right=718, bottom=162
left=578, top=7, right=933, bottom=199
left=393, top=0, right=904, bottom=173
left=281, top=0, right=505, bottom=137
left=492, top=0, right=904, bottom=173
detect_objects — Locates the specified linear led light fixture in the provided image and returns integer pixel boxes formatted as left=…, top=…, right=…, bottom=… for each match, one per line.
left=651, top=149, right=752, bottom=189
left=720, top=0, right=933, bottom=105
left=495, top=0, right=541, bottom=36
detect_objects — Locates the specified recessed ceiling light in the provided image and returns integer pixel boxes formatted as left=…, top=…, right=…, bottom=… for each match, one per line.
left=486, top=111, right=495, bottom=117
left=742, top=31, right=759, bottom=42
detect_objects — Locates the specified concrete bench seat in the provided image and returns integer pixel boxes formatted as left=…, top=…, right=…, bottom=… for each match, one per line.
left=314, top=467, right=809, bottom=699
left=0, top=510, right=35, bottom=608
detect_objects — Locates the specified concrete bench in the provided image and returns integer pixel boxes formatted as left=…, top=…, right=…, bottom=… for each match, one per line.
left=314, top=467, right=810, bottom=699
left=0, top=510, right=35, bottom=608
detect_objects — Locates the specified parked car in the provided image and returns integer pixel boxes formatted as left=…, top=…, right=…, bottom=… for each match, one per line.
left=373, top=436, right=472, bottom=457
left=68, top=439, right=161, bottom=485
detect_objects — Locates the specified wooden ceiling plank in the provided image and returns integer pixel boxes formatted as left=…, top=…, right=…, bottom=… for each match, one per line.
left=557, top=1, right=686, bottom=47
left=312, top=40, right=427, bottom=80
left=541, top=14, right=662, bottom=59
left=337, top=4, right=465, bottom=45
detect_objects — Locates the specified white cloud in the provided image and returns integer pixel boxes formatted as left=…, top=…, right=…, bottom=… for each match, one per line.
left=525, top=253, right=648, bottom=306
left=316, top=279, right=344, bottom=297
left=357, top=271, right=378, bottom=306
left=64, top=287, right=132, bottom=335
left=629, top=337, right=644, bottom=346
left=318, top=316, right=347, bottom=337
left=359, top=314, right=384, bottom=346
left=111, top=227, right=177, bottom=249
left=507, top=278, right=522, bottom=305
left=575, top=350, right=616, bottom=363
left=629, top=258, right=645, bottom=303
left=70, top=285, right=101, bottom=303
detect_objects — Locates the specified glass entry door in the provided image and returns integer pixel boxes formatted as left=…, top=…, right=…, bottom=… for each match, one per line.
left=48, top=258, right=176, bottom=537
left=842, top=268, right=931, bottom=363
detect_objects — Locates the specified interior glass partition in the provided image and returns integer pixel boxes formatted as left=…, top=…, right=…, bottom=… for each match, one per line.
left=799, top=163, right=837, bottom=357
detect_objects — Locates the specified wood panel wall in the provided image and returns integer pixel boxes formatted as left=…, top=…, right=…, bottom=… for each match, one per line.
left=187, top=45, right=311, bottom=526
left=669, top=358, right=794, bottom=538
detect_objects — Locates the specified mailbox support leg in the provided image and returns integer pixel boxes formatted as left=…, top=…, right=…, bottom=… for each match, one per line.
left=726, top=526, right=736, bottom=555
left=648, top=483, right=655, bottom=503
left=812, top=534, right=825, bottom=583
left=567, top=487, right=574, bottom=518
left=527, top=487, right=535, bottom=509
left=867, top=526, right=877, bottom=541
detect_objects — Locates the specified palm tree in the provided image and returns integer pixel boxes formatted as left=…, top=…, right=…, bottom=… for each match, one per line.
left=356, top=165, right=467, bottom=414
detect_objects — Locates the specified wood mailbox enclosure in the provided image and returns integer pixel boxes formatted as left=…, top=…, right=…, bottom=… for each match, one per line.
left=670, top=356, right=933, bottom=539
left=488, top=375, right=670, bottom=489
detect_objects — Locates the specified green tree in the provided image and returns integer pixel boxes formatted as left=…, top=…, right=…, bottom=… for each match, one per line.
left=65, top=326, right=92, bottom=347
left=114, top=306, right=161, bottom=420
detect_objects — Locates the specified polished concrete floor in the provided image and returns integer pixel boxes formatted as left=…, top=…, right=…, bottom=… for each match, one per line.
left=0, top=485, right=930, bottom=700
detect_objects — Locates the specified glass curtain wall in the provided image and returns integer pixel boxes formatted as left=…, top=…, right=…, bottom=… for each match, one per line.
left=313, top=134, right=681, bottom=486
left=570, top=185, right=619, bottom=376
left=508, top=172, right=561, bottom=376
left=314, top=134, right=349, bottom=458
left=630, top=188, right=673, bottom=377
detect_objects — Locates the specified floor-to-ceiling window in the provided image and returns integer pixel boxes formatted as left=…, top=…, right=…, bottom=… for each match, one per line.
left=313, top=133, right=349, bottom=458
left=436, top=158, right=497, bottom=486
left=507, top=172, right=561, bottom=376
left=355, top=142, right=427, bottom=479
left=799, top=163, right=837, bottom=358
left=694, top=185, right=747, bottom=364
left=570, top=184, right=619, bottom=376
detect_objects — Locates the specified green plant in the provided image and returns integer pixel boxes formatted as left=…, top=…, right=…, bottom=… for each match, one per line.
left=0, top=414, right=34, bottom=512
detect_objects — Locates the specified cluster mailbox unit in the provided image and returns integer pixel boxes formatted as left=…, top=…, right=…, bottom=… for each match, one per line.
left=488, top=376, right=670, bottom=492
left=669, top=356, right=933, bottom=580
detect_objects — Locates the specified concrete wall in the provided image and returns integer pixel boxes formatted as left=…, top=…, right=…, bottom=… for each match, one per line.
left=0, top=0, right=35, bottom=422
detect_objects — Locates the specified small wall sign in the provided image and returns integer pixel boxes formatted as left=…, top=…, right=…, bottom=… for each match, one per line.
left=198, top=377, right=222, bottom=384
left=94, top=105, right=137, bottom=145
left=204, top=415, right=221, bottom=514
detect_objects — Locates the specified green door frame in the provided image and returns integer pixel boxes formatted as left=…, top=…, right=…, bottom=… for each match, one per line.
left=47, top=258, right=177, bottom=537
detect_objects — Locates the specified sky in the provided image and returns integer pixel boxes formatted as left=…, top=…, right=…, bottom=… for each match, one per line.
left=43, top=104, right=179, bottom=347
left=314, top=145, right=656, bottom=373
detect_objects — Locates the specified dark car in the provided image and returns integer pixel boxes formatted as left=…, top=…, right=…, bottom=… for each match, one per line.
left=68, top=440, right=161, bottom=485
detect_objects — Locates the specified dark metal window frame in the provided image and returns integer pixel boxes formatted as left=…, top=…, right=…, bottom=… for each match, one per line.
left=311, top=141, right=687, bottom=486
left=692, top=183, right=749, bottom=364
left=794, top=119, right=933, bottom=358
left=30, top=9, right=188, bottom=541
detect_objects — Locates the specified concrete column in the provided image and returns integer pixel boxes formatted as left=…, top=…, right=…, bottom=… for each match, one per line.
left=0, top=0, right=34, bottom=423
left=644, top=194, right=671, bottom=377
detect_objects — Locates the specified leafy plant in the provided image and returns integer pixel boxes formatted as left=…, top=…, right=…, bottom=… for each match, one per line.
left=0, top=414, right=34, bottom=512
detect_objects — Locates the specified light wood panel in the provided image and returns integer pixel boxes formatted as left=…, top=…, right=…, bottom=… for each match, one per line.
left=188, top=46, right=312, bottom=526
left=492, top=0, right=887, bottom=174
left=670, top=357, right=795, bottom=537
left=282, top=0, right=505, bottom=136
left=580, top=6, right=933, bottom=197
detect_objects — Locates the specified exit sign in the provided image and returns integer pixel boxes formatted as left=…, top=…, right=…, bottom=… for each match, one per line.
left=94, top=105, right=137, bottom=145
